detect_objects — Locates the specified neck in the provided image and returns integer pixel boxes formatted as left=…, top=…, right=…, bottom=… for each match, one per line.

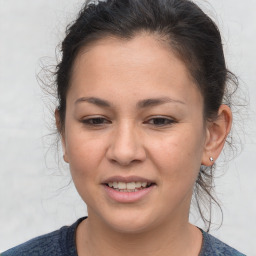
left=76, top=214, right=202, bottom=256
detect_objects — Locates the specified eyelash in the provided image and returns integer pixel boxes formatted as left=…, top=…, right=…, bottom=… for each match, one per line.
left=81, top=117, right=110, bottom=126
left=81, top=116, right=176, bottom=127
left=145, top=117, right=176, bottom=126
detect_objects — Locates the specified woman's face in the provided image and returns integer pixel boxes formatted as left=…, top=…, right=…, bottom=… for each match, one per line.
left=61, top=34, right=209, bottom=232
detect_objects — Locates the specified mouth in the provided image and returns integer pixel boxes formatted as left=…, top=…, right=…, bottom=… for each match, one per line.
left=102, top=176, right=156, bottom=202
left=104, top=181, right=154, bottom=192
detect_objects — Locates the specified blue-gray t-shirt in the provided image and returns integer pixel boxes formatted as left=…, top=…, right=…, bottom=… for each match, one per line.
left=1, top=217, right=246, bottom=256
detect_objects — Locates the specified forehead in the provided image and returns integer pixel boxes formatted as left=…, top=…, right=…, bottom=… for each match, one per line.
left=73, top=34, right=188, bottom=74
left=69, top=34, right=202, bottom=106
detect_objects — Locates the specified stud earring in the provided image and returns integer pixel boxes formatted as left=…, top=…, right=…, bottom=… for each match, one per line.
left=209, top=157, right=214, bottom=162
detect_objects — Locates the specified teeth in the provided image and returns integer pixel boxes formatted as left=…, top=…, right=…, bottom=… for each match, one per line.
left=113, top=182, right=118, bottom=188
left=141, top=182, right=147, bottom=188
left=118, top=182, right=126, bottom=189
left=127, top=182, right=136, bottom=190
left=107, top=181, right=151, bottom=190
left=135, top=182, right=141, bottom=188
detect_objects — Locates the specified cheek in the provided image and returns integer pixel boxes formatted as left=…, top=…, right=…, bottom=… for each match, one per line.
left=66, top=131, right=106, bottom=180
left=65, top=134, right=107, bottom=205
left=148, top=127, right=204, bottom=181
left=148, top=130, right=204, bottom=209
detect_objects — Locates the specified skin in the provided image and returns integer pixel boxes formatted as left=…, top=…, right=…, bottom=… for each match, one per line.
left=56, top=33, right=232, bottom=256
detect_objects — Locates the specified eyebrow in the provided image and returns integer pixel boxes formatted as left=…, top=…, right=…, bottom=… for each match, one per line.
left=75, top=96, right=185, bottom=108
left=136, top=97, right=185, bottom=108
left=75, top=97, right=111, bottom=107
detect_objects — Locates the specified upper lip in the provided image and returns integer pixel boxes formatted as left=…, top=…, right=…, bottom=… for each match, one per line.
left=102, top=175, right=155, bottom=184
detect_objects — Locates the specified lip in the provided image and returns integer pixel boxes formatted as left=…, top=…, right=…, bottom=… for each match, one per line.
left=102, top=175, right=155, bottom=184
left=103, top=183, right=156, bottom=203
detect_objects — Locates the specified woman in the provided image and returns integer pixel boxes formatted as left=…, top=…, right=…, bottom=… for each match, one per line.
left=2, top=0, right=246, bottom=255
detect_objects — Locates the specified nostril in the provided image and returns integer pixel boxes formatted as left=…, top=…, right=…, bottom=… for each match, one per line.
left=109, top=158, right=139, bottom=166
left=106, top=133, right=147, bottom=165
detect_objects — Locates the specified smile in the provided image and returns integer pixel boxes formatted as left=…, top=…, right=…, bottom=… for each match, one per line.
left=106, top=181, right=152, bottom=192
left=102, top=176, right=156, bottom=203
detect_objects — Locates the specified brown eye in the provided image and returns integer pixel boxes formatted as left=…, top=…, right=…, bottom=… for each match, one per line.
left=147, top=117, right=176, bottom=126
left=82, top=117, right=110, bottom=126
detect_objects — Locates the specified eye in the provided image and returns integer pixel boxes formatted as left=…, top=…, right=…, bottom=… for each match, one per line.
left=146, top=117, right=176, bottom=127
left=81, top=117, right=110, bottom=126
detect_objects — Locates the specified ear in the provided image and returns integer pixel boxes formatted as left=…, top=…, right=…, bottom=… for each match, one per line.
left=201, top=105, right=232, bottom=166
left=55, top=109, right=69, bottom=163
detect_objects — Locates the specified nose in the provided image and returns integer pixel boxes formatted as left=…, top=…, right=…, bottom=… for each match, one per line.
left=106, top=121, right=146, bottom=166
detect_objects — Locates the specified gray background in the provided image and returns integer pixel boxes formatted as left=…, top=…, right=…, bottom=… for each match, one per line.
left=0, top=0, right=255, bottom=255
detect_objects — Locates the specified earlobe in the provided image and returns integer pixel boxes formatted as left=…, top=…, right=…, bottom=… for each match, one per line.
left=63, top=154, right=69, bottom=163
left=201, top=105, right=232, bottom=166
left=55, top=109, right=69, bottom=163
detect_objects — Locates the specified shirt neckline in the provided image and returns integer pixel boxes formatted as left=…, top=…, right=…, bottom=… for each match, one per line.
left=69, top=218, right=207, bottom=256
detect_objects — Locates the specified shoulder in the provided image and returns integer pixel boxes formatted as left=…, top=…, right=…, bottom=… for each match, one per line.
left=1, top=217, right=86, bottom=256
left=200, top=230, right=246, bottom=256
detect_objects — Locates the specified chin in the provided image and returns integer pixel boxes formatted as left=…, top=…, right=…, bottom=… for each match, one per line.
left=99, top=208, right=160, bottom=234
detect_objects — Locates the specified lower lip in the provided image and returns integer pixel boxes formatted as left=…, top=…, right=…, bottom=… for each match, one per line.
left=103, top=185, right=156, bottom=203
